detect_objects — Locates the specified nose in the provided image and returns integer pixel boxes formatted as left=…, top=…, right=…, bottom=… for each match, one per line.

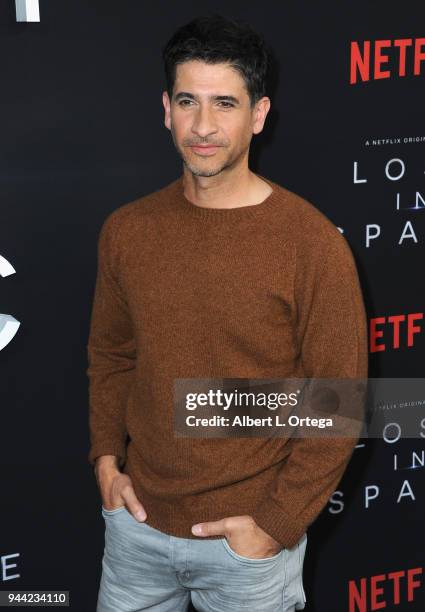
left=191, top=105, right=218, bottom=139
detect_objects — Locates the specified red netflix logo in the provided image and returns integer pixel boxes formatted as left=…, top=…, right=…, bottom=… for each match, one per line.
left=349, top=567, right=423, bottom=611
left=370, top=313, right=423, bottom=352
left=350, top=38, right=425, bottom=84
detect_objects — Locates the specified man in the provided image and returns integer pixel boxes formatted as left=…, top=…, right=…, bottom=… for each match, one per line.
left=87, top=13, right=368, bottom=612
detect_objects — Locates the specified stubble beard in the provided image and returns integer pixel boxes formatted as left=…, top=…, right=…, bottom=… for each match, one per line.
left=170, top=126, right=235, bottom=178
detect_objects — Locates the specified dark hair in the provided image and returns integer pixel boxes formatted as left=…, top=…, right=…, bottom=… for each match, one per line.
left=161, top=14, right=270, bottom=108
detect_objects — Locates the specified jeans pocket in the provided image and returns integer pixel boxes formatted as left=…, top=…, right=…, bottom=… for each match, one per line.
left=221, top=537, right=284, bottom=565
left=297, top=533, right=308, bottom=606
left=101, top=504, right=127, bottom=517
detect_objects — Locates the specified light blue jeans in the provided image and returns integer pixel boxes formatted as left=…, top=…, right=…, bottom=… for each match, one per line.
left=97, top=505, right=307, bottom=611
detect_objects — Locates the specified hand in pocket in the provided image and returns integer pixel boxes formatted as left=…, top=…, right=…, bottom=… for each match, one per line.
left=96, top=457, right=147, bottom=522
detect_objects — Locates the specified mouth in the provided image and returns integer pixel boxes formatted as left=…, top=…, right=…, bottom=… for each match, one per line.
left=189, top=145, right=220, bottom=156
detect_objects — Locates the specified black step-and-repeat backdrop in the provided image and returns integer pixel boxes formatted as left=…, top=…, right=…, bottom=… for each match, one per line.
left=1, top=2, right=424, bottom=610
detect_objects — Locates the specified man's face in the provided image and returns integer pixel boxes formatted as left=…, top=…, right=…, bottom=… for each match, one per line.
left=162, top=60, right=270, bottom=177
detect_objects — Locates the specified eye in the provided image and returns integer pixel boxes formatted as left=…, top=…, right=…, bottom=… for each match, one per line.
left=178, top=99, right=194, bottom=106
left=218, top=101, right=234, bottom=108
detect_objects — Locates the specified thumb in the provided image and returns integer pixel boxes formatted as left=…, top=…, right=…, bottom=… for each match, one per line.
left=192, top=519, right=226, bottom=537
left=124, top=487, right=147, bottom=522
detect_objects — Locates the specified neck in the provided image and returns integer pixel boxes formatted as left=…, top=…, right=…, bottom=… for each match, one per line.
left=181, top=164, right=272, bottom=210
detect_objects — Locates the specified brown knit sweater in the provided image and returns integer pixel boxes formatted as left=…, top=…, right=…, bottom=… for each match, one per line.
left=86, top=173, right=368, bottom=549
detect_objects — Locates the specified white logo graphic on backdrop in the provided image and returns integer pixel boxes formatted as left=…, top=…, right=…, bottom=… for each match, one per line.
left=0, top=255, right=21, bottom=351
left=1, top=553, right=20, bottom=581
left=15, top=0, right=40, bottom=22
left=352, top=157, right=424, bottom=247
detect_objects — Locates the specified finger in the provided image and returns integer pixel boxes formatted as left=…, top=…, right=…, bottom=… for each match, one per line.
left=191, top=519, right=226, bottom=537
left=121, top=486, right=147, bottom=522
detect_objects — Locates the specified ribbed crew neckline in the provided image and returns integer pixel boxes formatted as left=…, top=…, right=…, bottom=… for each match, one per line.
left=174, top=172, right=281, bottom=222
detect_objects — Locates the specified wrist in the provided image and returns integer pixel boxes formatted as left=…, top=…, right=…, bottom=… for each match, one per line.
left=95, top=455, right=121, bottom=482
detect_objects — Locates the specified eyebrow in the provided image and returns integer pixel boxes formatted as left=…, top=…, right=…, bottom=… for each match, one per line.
left=174, top=92, right=241, bottom=105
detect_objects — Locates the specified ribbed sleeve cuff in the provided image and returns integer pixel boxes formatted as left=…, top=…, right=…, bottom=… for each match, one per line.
left=251, top=496, right=307, bottom=550
left=88, top=441, right=127, bottom=468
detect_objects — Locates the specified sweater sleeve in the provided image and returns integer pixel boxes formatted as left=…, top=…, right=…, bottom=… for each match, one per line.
left=251, top=230, right=368, bottom=549
left=86, top=213, right=136, bottom=468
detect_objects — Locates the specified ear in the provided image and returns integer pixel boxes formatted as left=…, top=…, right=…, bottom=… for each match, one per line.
left=252, top=97, right=271, bottom=135
left=163, top=90, right=171, bottom=131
